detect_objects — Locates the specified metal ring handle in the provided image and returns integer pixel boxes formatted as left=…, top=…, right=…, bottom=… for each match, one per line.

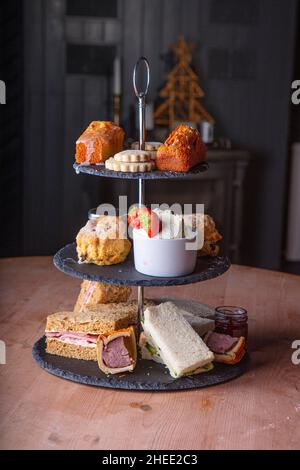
left=133, top=57, right=150, bottom=98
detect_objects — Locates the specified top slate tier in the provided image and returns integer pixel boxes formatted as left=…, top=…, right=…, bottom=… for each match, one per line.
left=73, top=161, right=208, bottom=180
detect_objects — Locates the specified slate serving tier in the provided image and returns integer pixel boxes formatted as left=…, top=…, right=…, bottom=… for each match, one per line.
left=53, top=242, right=231, bottom=287
left=33, top=337, right=248, bottom=391
left=73, top=161, right=208, bottom=179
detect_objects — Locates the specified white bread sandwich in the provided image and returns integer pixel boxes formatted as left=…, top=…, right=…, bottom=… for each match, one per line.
left=97, top=326, right=137, bottom=374
left=141, top=302, right=214, bottom=378
left=157, top=297, right=215, bottom=320
left=178, top=310, right=214, bottom=336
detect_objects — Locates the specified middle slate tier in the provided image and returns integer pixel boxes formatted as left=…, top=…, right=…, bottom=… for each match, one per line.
left=54, top=243, right=230, bottom=287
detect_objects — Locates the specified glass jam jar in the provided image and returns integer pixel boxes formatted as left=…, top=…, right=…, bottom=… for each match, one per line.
left=215, top=306, right=248, bottom=339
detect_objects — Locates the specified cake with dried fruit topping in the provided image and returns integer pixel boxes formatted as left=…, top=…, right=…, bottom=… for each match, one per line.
left=156, top=124, right=206, bottom=172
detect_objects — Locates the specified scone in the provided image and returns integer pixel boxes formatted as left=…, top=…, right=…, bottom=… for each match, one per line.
left=156, top=124, right=206, bottom=172
left=75, top=121, right=125, bottom=164
left=74, top=280, right=132, bottom=311
left=76, top=216, right=132, bottom=265
left=183, top=213, right=222, bottom=256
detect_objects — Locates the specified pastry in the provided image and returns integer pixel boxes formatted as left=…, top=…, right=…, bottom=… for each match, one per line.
left=131, top=141, right=162, bottom=160
left=74, top=280, right=132, bottom=311
left=75, top=121, right=124, bottom=164
left=76, top=215, right=131, bottom=265
left=114, top=149, right=152, bottom=162
left=183, top=213, right=222, bottom=256
left=156, top=124, right=206, bottom=172
left=97, top=326, right=137, bottom=374
left=105, top=158, right=155, bottom=173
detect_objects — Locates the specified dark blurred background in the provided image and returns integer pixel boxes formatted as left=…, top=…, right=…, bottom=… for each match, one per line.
left=1, top=0, right=300, bottom=272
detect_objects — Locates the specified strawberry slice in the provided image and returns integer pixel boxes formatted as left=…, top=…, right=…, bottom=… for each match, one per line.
left=128, top=206, right=160, bottom=237
left=128, top=206, right=141, bottom=229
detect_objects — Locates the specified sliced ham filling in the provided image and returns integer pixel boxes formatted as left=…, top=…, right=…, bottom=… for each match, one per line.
left=45, top=331, right=98, bottom=348
left=206, top=332, right=238, bottom=354
left=102, top=336, right=132, bottom=369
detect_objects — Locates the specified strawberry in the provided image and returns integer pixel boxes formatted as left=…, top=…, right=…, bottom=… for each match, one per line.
left=128, top=206, right=140, bottom=229
left=128, top=206, right=160, bottom=237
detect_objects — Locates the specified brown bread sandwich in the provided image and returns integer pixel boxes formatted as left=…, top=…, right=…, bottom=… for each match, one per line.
left=74, top=280, right=131, bottom=311
left=45, top=302, right=139, bottom=362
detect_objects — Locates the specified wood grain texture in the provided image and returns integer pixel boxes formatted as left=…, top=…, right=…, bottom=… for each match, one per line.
left=0, top=257, right=299, bottom=450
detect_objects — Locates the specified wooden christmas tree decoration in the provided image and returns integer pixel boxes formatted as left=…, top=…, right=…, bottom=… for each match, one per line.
left=154, top=36, right=214, bottom=129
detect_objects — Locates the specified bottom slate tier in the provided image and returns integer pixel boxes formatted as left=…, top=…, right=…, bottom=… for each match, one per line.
left=33, top=337, right=248, bottom=391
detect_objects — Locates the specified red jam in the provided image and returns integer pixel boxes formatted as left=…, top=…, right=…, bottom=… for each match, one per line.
left=215, top=306, right=248, bottom=339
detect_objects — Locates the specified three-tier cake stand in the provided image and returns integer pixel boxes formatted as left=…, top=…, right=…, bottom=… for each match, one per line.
left=33, top=58, right=248, bottom=391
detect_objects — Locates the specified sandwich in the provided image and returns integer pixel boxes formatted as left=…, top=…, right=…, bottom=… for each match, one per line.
left=155, top=299, right=215, bottom=336
left=74, top=280, right=132, bottom=311
left=45, top=301, right=139, bottom=362
left=97, top=326, right=137, bottom=374
left=141, top=302, right=214, bottom=378
left=204, top=331, right=246, bottom=364
left=157, top=297, right=215, bottom=320
left=180, top=310, right=215, bottom=337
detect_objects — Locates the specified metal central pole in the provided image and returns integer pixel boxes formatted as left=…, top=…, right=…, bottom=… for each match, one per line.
left=133, top=57, right=149, bottom=350
left=137, top=96, right=145, bottom=344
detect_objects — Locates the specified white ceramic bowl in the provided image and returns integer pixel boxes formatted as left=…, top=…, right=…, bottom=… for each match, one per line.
left=133, top=230, right=197, bottom=277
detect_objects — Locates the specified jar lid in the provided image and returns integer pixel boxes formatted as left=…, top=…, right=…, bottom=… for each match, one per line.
left=215, top=306, right=247, bottom=317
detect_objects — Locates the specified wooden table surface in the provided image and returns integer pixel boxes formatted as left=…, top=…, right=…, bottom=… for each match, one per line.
left=0, top=257, right=300, bottom=450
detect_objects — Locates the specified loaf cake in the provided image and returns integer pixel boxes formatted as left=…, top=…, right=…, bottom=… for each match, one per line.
left=74, top=280, right=132, bottom=311
left=156, top=124, right=206, bottom=172
left=76, top=215, right=131, bottom=265
left=75, top=121, right=125, bottom=164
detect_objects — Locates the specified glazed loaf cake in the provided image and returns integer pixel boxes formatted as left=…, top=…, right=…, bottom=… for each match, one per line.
left=75, top=121, right=125, bottom=164
left=156, top=124, right=206, bottom=172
